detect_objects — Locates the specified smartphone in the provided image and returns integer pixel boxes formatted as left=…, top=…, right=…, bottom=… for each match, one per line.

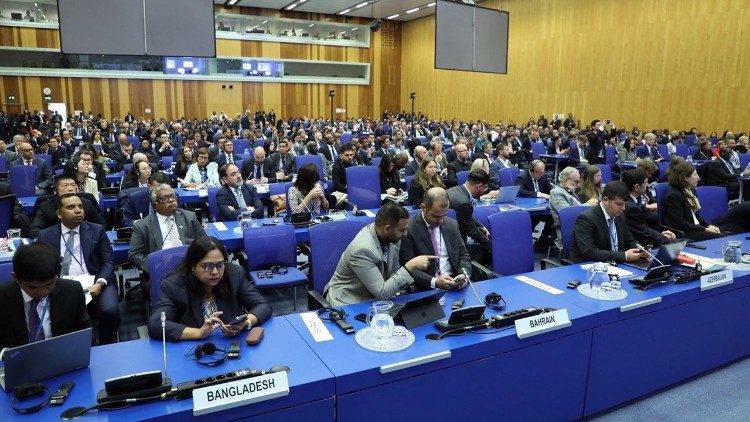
left=228, top=341, right=241, bottom=359
left=230, top=314, right=248, bottom=326
left=354, top=313, right=367, bottom=323
left=50, top=382, right=74, bottom=405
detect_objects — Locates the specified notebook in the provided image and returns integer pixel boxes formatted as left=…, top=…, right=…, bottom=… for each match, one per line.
left=622, top=240, right=688, bottom=272
left=494, top=185, right=520, bottom=203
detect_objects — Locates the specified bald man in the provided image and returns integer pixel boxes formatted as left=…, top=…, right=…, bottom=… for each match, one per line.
left=404, top=145, right=428, bottom=177
left=241, top=146, right=275, bottom=184
left=8, top=142, right=54, bottom=195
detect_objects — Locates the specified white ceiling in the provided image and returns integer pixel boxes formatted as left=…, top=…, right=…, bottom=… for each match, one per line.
left=214, top=0, right=476, bottom=22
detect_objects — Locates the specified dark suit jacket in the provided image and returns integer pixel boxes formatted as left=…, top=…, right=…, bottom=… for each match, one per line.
left=446, top=159, right=471, bottom=187
left=37, top=221, right=115, bottom=284
left=0, top=278, right=91, bottom=349
left=30, top=193, right=104, bottom=237
left=568, top=141, right=586, bottom=166
left=624, top=197, right=670, bottom=247
left=399, top=212, right=472, bottom=291
left=446, top=185, right=490, bottom=251
left=240, top=160, right=275, bottom=182
left=320, top=143, right=340, bottom=163
left=515, top=170, right=552, bottom=197
left=148, top=264, right=272, bottom=341
left=636, top=144, right=663, bottom=161
left=8, top=156, right=54, bottom=190
left=662, top=187, right=708, bottom=233
left=216, top=185, right=263, bottom=221
left=215, top=152, right=243, bottom=168
left=128, top=209, right=207, bottom=273
left=267, top=152, right=296, bottom=181
left=332, top=160, right=352, bottom=193
left=569, top=204, right=638, bottom=263
left=704, top=159, right=739, bottom=190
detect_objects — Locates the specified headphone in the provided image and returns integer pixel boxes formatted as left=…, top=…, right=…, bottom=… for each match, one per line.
left=12, top=383, right=50, bottom=414
left=484, top=292, right=506, bottom=311
left=317, top=307, right=347, bottom=322
left=186, top=342, right=228, bottom=367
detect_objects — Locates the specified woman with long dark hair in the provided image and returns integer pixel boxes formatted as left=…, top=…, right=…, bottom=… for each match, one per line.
left=379, top=154, right=402, bottom=195
left=148, top=236, right=272, bottom=341
left=662, top=163, right=725, bottom=241
left=577, top=165, right=603, bottom=203
left=288, top=163, right=329, bottom=214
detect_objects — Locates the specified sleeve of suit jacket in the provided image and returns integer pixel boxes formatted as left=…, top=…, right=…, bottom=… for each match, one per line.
left=128, top=219, right=150, bottom=273
left=148, top=276, right=189, bottom=341
left=514, top=174, right=536, bottom=197
left=398, top=229, right=433, bottom=291
left=573, top=212, right=627, bottom=262
left=352, top=244, right=414, bottom=300
left=96, top=225, right=116, bottom=283
left=454, top=202, right=490, bottom=250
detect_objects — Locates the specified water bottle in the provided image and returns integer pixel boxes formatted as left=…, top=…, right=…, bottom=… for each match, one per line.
left=238, top=208, right=253, bottom=230
left=686, top=155, right=693, bottom=164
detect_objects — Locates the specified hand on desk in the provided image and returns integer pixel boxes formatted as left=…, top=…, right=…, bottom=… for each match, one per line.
left=625, top=248, right=649, bottom=262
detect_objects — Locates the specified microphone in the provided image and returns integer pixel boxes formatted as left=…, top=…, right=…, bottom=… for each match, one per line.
left=161, top=312, right=168, bottom=379
left=636, top=244, right=665, bottom=267
left=460, top=268, right=484, bottom=305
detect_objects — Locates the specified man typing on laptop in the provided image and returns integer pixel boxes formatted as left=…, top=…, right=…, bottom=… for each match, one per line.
left=0, top=243, right=90, bottom=350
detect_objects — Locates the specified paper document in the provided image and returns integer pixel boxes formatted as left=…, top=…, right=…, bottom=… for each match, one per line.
left=65, top=274, right=96, bottom=304
left=256, top=184, right=270, bottom=194
left=212, top=222, right=228, bottom=231
left=362, top=210, right=376, bottom=218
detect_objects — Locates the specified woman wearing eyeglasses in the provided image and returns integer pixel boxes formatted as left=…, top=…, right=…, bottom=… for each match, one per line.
left=148, top=236, right=272, bottom=341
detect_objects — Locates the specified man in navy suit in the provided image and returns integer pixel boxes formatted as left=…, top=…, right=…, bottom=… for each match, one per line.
left=568, top=136, right=589, bottom=166
left=215, top=137, right=243, bottom=168
left=515, top=160, right=552, bottom=198
left=636, top=133, right=664, bottom=162
left=8, top=142, right=54, bottom=195
left=37, top=193, right=120, bottom=344
left=216, top=163, right=263, bottom=221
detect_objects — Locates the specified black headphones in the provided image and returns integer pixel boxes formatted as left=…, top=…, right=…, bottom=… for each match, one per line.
left=484, top=292, right=507, bottom=311
left=270, top=265, right=288, bottom=275
left=12, top=383, right=51, bottom=414
left=317, top=307, right=347, bottom=322
left=186, top=342, right=228, bottom=367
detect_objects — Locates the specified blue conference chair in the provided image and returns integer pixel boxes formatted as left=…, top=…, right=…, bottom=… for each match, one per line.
left=0, top=194, right=16, bottom=237
left=739, top=153, right=750, bottom=172
left=340, top=133, right=354, bottom=145
left=695, top=186, right=728, bottom=224
left=346, top=166, right=382, bottom=209
left=0, top=261, right=13, bottom=284
left=657, top=161, right=670, bottom=183
left=307, top=220, right=368, bottom=308
left=161, top=156, right=174, bottom=170
left=542, top=205, right=589, bottom=269
left=604, top=145, right=617, bottom=166
left=456, top=170, right=470, bottom=187
left=688, top=146, right=699, bottom=158
left=9, top=165, right=37, bottom=197
left=0, top=155, right=7, bottom=172
left=655, top=182, right=670, bottom=225
left=371, top=156, right=382, bottom=167
left=244, top=225, right=308, bottom=311
left=658, top=144, right=669, bottom=160
left=207, top=187, right=219, bottom=222
left=117, top=187, right=151, bottom=228
left=295, top=154, right=325, bottom=181
left=232, top=139, right=251, bottom=154
left=36, top=154, right=52, bottom=169
left=405, top=175, right=414, bottom=190
left=472, top=205, right=498, bottom=229
left=675, top=144, right=689, bottom=159
left=147, top=245, right=189, bottom=311
left=488, top=211, right=534, bottom=276
left=499, top=167, right=520, bottom=187
left=531, top=142, right=545, bottom=160
left=595, top=164, right=613, bottom=184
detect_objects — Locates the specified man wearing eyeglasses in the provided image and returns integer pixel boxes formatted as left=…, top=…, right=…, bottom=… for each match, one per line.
left=0, top=243, right=90, bottom=350
left=128, top=184, right=207, bottom=273
left=8, top=141, right=54, bottom=195
left=37, top=193, right=120, bottom=344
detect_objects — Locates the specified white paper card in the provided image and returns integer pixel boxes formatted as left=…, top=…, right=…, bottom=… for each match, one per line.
left=256, top=184, right=270, bottom=194
left=198, top=188, right=208, bottom=198
left=362, top=210, right=376, bottom=218
left=66, top=274, right=96, bottom=304
left=700, top=269, right=733, bottom=291
left=580, top=263, right=633, bottom=277
left=515, top=275, right=564, bottom=295
left=515, top=309, right=571, bottom=339
left=299, top=312, right=334, bottom=342
left=192, top=371, right=289, bottom=416
left=212, top=222, right=228, bottom=231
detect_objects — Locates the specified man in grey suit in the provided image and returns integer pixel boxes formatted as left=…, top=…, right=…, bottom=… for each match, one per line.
left=549, top=166, right=597, bottom=249
left=324, top=201, right=435, bottom=306
left=446, top=169, right=491, bottom=264
left=128, top=184, right=207, bottom=273
left=400, top=187, right=473, bottom=291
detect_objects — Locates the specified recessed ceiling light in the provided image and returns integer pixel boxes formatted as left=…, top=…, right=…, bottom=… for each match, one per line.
left=427, top=2, right=436, bottom=6
left=406, top=8, right=419, bottom=14
left=355, top=2, right=368, bottom=8
left=286, top=4, right=297, bottom=10
left=387, top=14, right=399, bottom=19
left=339, top=8, right=351, bottom=14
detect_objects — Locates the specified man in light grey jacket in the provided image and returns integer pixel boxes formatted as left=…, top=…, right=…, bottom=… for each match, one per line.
left=324, top=201, right=435, bottom=306
left=549, top=166, right=597, bottom=249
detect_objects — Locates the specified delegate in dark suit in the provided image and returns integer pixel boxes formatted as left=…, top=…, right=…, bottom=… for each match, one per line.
left=703, top=159, right=740, bottom=197
left=662, top=187, right=723, bottom=241
left=446, top=185, right=491, bottom=258
left=30, top=193, right=104, bottom=237
left=37, top=221, right=119, bottom=344
left=216, top=184, right=263, bottom=221
left=624, top=197, right=670, bottom=247
left=267, top=152, right=296, bottom=181
left=446, top=159, right=471, bottom=187
left=399, top=213, right=472, bottom=291
left=128, top=209, right=207, bottom=273
left=148, top=263, right=272, bottom=341
left=515, top=170, right=552, bottom=197
left=215, top=152, right=243, bottom=168
left=8, top=156, right=54, bottom=193
left=0, top=278, right=90, bottom=350
left=569, top=204, right=639, bottom=263
left=240, top=160, right=275, bottom=182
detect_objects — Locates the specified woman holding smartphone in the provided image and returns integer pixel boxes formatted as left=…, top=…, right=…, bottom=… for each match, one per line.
left=148, top=236, right=272, bottom=341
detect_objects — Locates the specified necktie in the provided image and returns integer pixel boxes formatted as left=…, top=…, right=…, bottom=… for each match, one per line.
left=330, top=145, right=336, bottom=159
left=429, top=226, right=441, bottom=276
left=235, top=187, right=247, bottom=209
left=164, top=217, right=183, bottom=248
left=607, top=218, right=618, bottom=252
left=533, top=179, right=539, bottom=192
left=255, top=164, right=261, bottom=179
left=281, top=155, right=286, bottom=170
left=26, top=160, right=32, bottom=166
left=381, top=245, right=389, bottom=279
left=61, top=231, right=75, bottom=276
left=227, top=153, right=233, bottom=164
left=27, top=298, right=44, bottom=343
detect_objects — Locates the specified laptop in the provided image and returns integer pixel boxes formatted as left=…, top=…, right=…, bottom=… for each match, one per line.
left=0, top=327, right=92, bottom=391
left=494, top=185, right=520, bottom=203
left=623, top=239, right=688, bottom=272
left=11, top=12, right=22, bottom=20
left=388, top=290, right=446, bottom=329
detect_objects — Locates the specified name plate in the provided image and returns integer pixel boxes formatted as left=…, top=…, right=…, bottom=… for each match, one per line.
left=514, top=275, right=564, bottom=295
left=192, top=371, right=289, bottom=416
left=299, top=312, right=334, bottom=342
left=700, top=269, right=733, bottom=291
left=515, top=309, right=571, bottom=339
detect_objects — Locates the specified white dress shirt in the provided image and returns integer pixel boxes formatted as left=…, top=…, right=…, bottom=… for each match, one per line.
left=21, top=290, right=52, bottom=340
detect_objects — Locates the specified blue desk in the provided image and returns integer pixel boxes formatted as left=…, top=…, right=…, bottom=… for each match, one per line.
left=540, top=153, right=569, bottom=181
left=476, top=197, right=551, bottom=217
left=2, top=317, right=335, bottom=421
left=106, top=231, right=130, bottom=264
left=286, top=279, right=596, bottom=421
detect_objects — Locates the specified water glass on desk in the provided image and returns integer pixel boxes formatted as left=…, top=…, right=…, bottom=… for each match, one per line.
left=367, top=300, right=395, bottom=340
left=238, top=209, right=254, bottom=230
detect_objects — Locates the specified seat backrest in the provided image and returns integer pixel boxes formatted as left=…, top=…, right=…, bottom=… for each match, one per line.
left=232, top=139, right=251, bottom=154
left=207, top=187, right=219, bottom=222
left=472, top=205, right=498, bottom=229
left=456, top=170, right=470, bottom=187
left=346, top=166, right=382, bottom=209
left=243, top=224, right=297, bottom=270
left=9, top=165, right=37, bottom=196
left=488, top=211, right=534, bottom=275
left=655, top=182, right=670, bottom=225
left=675, top=143, right=688, bottom=158
left=308, top=220, right=368, bottom=294
left=0, top=194, right=16, bottom=236
left=694, top=185, right=728, bottom=224
left=161, top=156, right=174, bottom=170
left=405, top=175, right=415, bottom=190
left=0, top=155, right=6, bottom=172
left=739, top=153, right=750, bottom=172
left=148, top=245, right=190, bottom=309
left=657, top=161, right=669, bottom=182
left=595, top=164, right=613, bottom=183
left=499, top=167, right=520, bottom=187
left=688, top=146, right=699, bottom=158
left=658, top=144, right=669, bottom=159
left=295, top=155, right=324, bottom=181
left=117, top=187, right=150, bottom=228
left=604, top=145, right=617, bottom=166
left=371, top=156, right=382, bottom=167
left=340, top=133, right=353, bottom=145
left=37, top=154, right=52, bottom=168
left=531, top=142, right=545, bottom=159
left=559, top=205, right=589, bottom=258
left=0, top=261, right=13, bottom=284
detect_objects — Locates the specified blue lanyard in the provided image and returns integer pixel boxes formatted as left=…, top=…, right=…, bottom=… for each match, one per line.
left=63, top=231, right=84, bottom=270
left=30, top=299, right=49, bottom=342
